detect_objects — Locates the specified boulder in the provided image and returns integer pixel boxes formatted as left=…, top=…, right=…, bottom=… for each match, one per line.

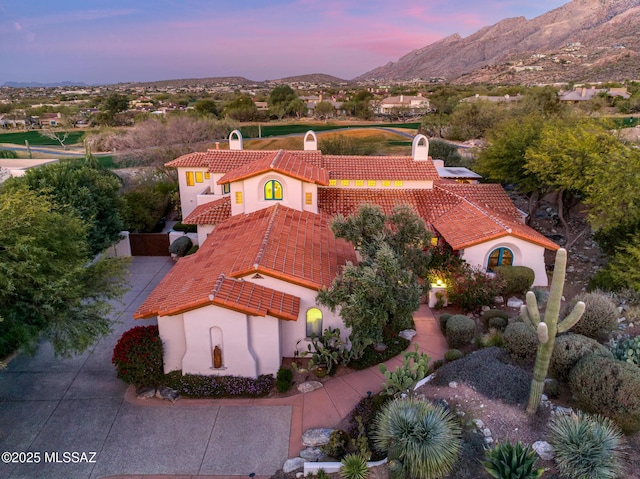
left=507, top=297, right=524, bottom=309
left=135, top=386, right=156, bottom=399
left=532, top=441, right=554, bottom=461
left=155, top=386, right=180, bottom=403
left=297, top=381, right=323, bottom=393
left=283, top=457, right=305, bottom=473
left=302, top=428, right=333, bottom=447
left=399, top=329, right=417, bottom=340
left=299, top=446, right=328, bottom=462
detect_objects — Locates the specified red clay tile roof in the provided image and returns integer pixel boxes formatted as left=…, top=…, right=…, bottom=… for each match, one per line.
left=218, top=150, right=329, bottom=185
left=182, top=196, right=231, bottom=225
left=166, top=149, right=324, bottom=174
left=135, top=204, right=357, bottom=319
left=317, top=186, right=559, bottom=251
left=321, top=155, right=439, bottom=181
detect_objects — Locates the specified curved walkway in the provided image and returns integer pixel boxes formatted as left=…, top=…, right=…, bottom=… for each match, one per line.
left=0, top=257, right=447, bottom=479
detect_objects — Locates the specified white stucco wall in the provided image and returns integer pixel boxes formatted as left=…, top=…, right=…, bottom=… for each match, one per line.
left=176, top=167, right=213, bottom=217
left=197, top=225, right=215, bottom=246
left=242, top=173, right=304, bottom=214
left=181, top=305, right=259, bottom=377
left=230, top=181, right=245, bottom=216
left=158, top=314, right=187, bottom=374
left=247, top=315, right=281, bottom=376
left=240, top=274, right=349, bottom=357
left=461, top=236, right=550, bottom=287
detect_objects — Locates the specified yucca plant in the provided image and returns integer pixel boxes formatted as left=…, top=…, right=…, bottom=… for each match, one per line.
left=373, top=397, right=461, bottom=479
left=340, top=453, right=369, bottom=479
left=482, top=440, right=545, bottom=479
left=549, top=411, right=625, bottom=479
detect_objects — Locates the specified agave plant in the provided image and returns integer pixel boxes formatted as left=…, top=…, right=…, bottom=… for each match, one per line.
left=549, top=411, right=625, bottom=479
left=340, top=453, right=369, bottom=479
left=481, top=440, right=545, bottom=479
left=373, top=397, right=461, bottom=479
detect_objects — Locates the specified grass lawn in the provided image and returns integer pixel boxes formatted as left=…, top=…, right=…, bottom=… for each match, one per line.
left=0, top=130, right=86, bottom=146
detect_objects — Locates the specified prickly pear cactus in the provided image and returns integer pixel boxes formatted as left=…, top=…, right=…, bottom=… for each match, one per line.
left=521, top=248, right=585, bottom=414
left=379, top=344, right=431, bottom=396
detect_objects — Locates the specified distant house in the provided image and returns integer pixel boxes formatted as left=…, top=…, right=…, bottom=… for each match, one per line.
left=378, top=94, right=430, bottom=115
left=460, top=94, right=523, bottom=103
left=39, top=112, right=63, bottom=127
left=135, top=131, right=557, bottom=378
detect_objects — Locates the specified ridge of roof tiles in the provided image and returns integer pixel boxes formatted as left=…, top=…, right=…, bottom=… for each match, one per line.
left=134, top=204, right=357, bottom=320
left=182, top=196, right=231, bottom=225
left=218, top=150, right=329, bottom=185
left=321, top=155, right=439, bottom=180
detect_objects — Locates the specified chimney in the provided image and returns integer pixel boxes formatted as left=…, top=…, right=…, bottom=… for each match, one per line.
left=400, top=94, right=404, bottom=103
left=581, top=88, right=587, bottom=97
left=215, top=142, right=220, bottom=150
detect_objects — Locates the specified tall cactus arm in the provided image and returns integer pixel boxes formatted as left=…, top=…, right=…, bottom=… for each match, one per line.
left=557, top=301, right=586, bottom=333
left=544, top=248, right=568, bottom=327
left=522, top=291, right=541, bottom=331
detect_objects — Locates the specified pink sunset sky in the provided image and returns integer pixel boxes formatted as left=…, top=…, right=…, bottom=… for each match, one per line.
left=0, top=0, right=569, bottom=85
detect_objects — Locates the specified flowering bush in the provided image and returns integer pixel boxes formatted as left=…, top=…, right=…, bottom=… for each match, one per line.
left=112, top=325, right=164, bottom=386
left=444, top=264, right=504, bottom=313
left=163, top=371, right=274, bottom=398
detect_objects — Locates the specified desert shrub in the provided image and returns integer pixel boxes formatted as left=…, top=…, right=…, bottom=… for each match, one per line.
left=432, top=359, right=444, bottom=370
left=172, top=221, right=197, bottom=233
left=348, top=327, right=410, bottom=370
left=482, top=440, right=544, bottom=479
left=478, top=329, right=505, bottom=348
left=531, top=287, right=549, bottom=305
left=566, top=291, right=618, bottom=339
left=610, top=335, right=640, bottom=366
left=163, top=371, right=274, bottom=398
left=445, top=314, right=476, bottom=348
left=340, top=453, right=369, bottom=479
left=439, top=313, right=452, bottom=334
left=321, top=429, right=350, bottom=460
left=276, top=366, right=293, bottom=393
left=168, top=235, right=193, bottom=257
left=544, top=378, right=560, bottom=399
left=446, top=266, right=504, bottom=313
left=112, top=325, right=164, bottom=386
left=569, top=354, right=640, bottom=433
left=550, top=333, right=613, bottom=381
left=444, top=349, right=464, bottom=362
left=481, top=309, right=509, bottom=327
left=549, top=411, right=625, bottom=479
left=503, top=322, right=538, bottom=362
left=488, top=316, right=509, bottom=331
left=346, top=394, right=392, bottom=461
left=185, top=244, right=199, bottom=256
left=373, top=397, right=461, bottom=479
left=433, top=348, right=531, bottom=405
left=493, top=265, right=535, bottom=296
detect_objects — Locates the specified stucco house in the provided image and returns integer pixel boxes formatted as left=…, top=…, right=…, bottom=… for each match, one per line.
left=135, top=130, right=558, bottom=378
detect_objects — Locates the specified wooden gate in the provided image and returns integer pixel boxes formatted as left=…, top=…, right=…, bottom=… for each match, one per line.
left=129, top=233, right=170, bottom=256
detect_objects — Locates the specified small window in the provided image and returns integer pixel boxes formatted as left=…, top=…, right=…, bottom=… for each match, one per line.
left=382, top=180, right=391, bottom=187
left=265, top=180, right=283, bottom=200
left=195, top=171, right=204, bottom=183
left=329, top=179, right=337, bottom=186
left=235, top=191, right=243, bottom=204
left=394, top=180, right=403, bottom=187
left=341, top=180, right=350, bottom=186
left=367, top=180, right=376, bottom=187
left=305, top=192, right=313, bottom=205
left=431, top=237, right=439, bottom=246
left=223, top=183, right=230, bottom=194
left=355, top=180, right=364, bottom=187
left=306, top=308, right=323, bottom=338
left=204, top=172, right=211, bottom=179
left=487, top=247, right=513, bottom=270
left=186, top=171, right=194, bottom=186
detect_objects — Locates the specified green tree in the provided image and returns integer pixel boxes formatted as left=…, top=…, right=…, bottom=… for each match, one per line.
left=419, top=112, right=450, bottom=138
left=314, top=100, right=336, bottom=120
left=317, top=205, right=430, bottom=344
left=268, top=84, right=297, bottom=108
left=194, top=99, right=218, bottom=117
left=447, top=99, right=506, bottom=141
left=0, top=187, right=128, bottom=358
left=287, top=98, right=308, bottom=118
left=344, top=90, right=373, bottom=119
left=223, top=94, right=259, bottom=121
left=96, top=93, right=130, bottom=125
left=6, top=159, right=126, bottom=255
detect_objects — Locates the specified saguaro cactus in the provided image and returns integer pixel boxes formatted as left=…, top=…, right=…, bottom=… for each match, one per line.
left=521, top=248, right=585, bottom=414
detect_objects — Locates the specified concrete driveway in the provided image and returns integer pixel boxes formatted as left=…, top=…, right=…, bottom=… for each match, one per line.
left=0, top=256, right=291, bottom=478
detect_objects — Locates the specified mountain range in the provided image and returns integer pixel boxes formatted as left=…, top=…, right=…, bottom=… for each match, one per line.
left=357, top=0, right=640, bottom=84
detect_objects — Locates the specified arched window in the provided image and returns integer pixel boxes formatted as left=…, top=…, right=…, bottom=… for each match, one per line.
left=487, top=247, right=513, bottom=270
left=264, top=180, right=283, bottom=200
left=306, top=308, right=323, bottom=338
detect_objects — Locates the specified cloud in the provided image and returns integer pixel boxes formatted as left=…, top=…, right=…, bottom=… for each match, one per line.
left=14, top=21, right=21, bottom=31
